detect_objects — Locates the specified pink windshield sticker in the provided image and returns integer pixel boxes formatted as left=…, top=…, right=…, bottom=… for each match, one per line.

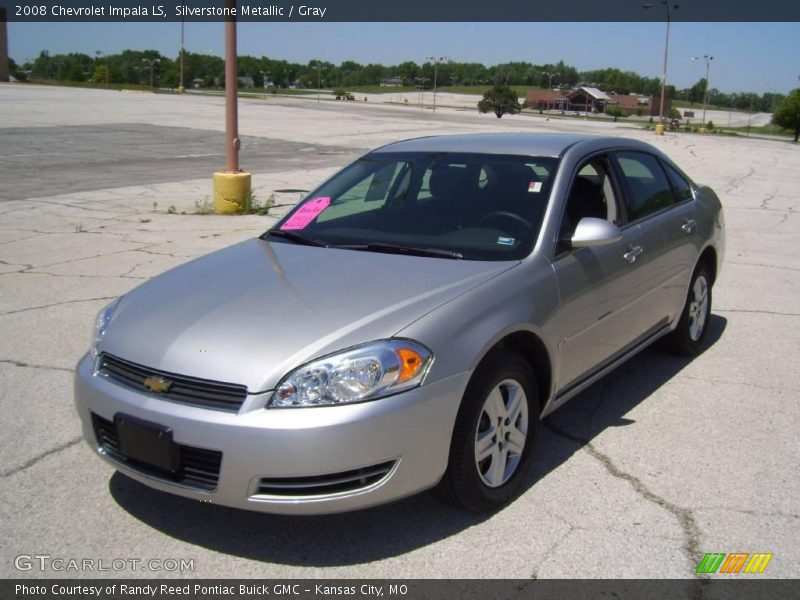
left=280, top=197, right=331, bottom=230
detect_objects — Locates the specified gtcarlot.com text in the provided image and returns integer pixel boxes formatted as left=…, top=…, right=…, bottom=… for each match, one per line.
left=14, top=554, right=195, bottom=573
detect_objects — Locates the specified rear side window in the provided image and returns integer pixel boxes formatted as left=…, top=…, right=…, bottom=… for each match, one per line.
left=615, top=151, right=676, bottom=221
left=663, top=162, right=694, bottom=202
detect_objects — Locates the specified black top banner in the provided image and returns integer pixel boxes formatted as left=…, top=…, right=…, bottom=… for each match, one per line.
left=2, top=0, right=799, bottom=22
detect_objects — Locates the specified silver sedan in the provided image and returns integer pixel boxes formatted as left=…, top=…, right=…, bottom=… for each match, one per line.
left=74, top=133, right=724, bottom=514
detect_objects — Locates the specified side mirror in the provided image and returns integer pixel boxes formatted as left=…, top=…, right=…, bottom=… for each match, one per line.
left=571, top=217, right=623, bottom=248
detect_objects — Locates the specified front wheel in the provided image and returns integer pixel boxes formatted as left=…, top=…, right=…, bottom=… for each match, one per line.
left=664, top=263, right=712, bottom=356
left=436, top=350, right=539, bottom=512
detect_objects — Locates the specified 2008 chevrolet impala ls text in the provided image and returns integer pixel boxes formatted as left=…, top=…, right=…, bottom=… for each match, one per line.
left=74, top=133, right=724, bottom=514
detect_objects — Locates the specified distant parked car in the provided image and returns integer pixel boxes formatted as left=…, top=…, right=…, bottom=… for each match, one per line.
left=75, top=133, right=724, bottom=514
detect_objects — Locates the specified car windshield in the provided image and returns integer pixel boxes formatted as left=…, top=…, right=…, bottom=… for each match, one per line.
left=268, top=152, right=559, bottom=261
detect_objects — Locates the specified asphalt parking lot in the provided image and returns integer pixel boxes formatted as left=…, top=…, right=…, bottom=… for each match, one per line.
left=0, top=85, right=798, bottom=579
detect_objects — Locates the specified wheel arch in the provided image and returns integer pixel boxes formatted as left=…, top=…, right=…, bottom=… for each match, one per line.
left=698, top=244, right=718, bottom=284
left=485, top=330, right=554, bottom=416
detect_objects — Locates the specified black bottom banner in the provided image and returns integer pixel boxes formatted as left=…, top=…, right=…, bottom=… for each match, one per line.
left=4, top=579, right=799, bottom=600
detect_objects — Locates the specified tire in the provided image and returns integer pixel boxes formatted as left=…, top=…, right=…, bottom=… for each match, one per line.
left=436, top=350, right=540, bottom=512
left=664, top=263, right=712, bottom=356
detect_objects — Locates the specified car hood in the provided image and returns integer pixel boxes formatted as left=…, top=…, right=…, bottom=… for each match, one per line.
left=101, top=238, right=517, bottom=392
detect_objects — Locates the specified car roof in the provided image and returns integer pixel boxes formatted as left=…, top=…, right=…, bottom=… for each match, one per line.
left=370, top=132, right=658, bottom=159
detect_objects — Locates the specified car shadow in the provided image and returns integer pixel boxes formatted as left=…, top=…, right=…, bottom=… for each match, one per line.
left=110, top=315, right=727, bottom=567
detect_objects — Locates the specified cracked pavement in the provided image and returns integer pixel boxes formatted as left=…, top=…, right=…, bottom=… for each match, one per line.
left=1, top=85, right=798, bottom=579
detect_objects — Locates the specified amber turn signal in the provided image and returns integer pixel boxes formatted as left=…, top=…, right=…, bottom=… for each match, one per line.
left=396, top=348, right=424, bottom=382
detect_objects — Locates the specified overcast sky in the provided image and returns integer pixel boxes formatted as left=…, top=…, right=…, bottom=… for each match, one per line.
left=8, top=21, right=800, bottom=93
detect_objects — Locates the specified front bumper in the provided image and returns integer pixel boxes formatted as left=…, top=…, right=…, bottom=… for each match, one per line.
left=74, top=354, right=468, bottom=515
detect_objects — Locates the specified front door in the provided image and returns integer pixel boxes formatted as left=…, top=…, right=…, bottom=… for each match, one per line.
left=551, top=155, right=660, bottom=391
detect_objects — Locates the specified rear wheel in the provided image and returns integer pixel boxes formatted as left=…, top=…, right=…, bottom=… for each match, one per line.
left=436, top=350, right=539, bottom=512
left=664, top=263, right=712, bottom=356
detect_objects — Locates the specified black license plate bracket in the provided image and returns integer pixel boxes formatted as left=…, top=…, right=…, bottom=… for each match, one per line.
left=115, top=414, right=180, bottom=473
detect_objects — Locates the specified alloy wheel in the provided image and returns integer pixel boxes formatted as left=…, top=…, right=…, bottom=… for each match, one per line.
left=474, top=379, right=528, bottom=488
left=688, top=274, right=709, bottom=341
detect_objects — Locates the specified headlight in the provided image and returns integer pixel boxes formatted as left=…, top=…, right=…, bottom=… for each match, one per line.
left=270, top=339, right=433, bottom=408
left=90, top=298, right=120, bottom=358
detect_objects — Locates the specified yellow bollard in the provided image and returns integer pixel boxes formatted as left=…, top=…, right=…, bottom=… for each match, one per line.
left=655, top=123, right=665, bottom=135
left=213, top=172, right=252, bottom=214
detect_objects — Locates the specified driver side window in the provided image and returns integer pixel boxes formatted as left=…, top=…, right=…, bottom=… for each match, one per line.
left=558, top=157, right=620, bottom=254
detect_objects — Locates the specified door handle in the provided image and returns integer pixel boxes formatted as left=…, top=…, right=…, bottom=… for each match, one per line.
left=682, top=219, right=696, bottom=234
left=623, top=245, right=644, bottom=264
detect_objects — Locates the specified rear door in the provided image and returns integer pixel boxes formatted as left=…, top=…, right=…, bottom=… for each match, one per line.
left=611, top=151, right=698, bottom=327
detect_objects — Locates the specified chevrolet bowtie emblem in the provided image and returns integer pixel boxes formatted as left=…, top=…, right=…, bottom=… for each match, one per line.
left=143, top=376, right=173, bottom=394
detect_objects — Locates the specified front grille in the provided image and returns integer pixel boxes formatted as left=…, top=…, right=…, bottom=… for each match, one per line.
left=92, top=413, right=223, bottom=491
left=255, top=461, right=395, bottom=498
left=97, top=353, right=247, bottom=412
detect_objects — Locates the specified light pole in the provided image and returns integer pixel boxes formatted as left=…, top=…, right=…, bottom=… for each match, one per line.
left=314, top=63, right=325, bottom=103
left=425, top=56, right=449, bottom=112
left=416, top=76, right=428, bottom=109
left=643, top=1, right=679, bottom=134
left=142, top=58, right=160, bottom=89
left=178, top=17, right=185, bottom=93
left=691, top=54, right=713, bottom=130
left=544, top=71, right=560, bottom=111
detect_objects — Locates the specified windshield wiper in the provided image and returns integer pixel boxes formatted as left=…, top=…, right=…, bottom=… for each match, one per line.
left=340, top=242, right=463, bottom=260
left=262, top=229, right=328, bottom=247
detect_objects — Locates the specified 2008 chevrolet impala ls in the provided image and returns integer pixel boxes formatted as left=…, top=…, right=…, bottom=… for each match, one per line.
left=75, top=133, right=724, bottom=514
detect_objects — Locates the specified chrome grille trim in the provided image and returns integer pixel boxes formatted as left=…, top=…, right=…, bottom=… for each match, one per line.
left=97, top=353, right=247, bottom=412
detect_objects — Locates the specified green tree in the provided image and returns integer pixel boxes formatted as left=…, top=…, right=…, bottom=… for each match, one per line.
left=478, top=85, right=522, bottom=118
left=606, top=105, right=626, bottom=122
left=92, top=64, right=108, bottom=83
left=396, top=60, right=418, bottom=83
left=690, top=78, right=707, bottom=106
left=772, top=89, right=800, bottom=142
